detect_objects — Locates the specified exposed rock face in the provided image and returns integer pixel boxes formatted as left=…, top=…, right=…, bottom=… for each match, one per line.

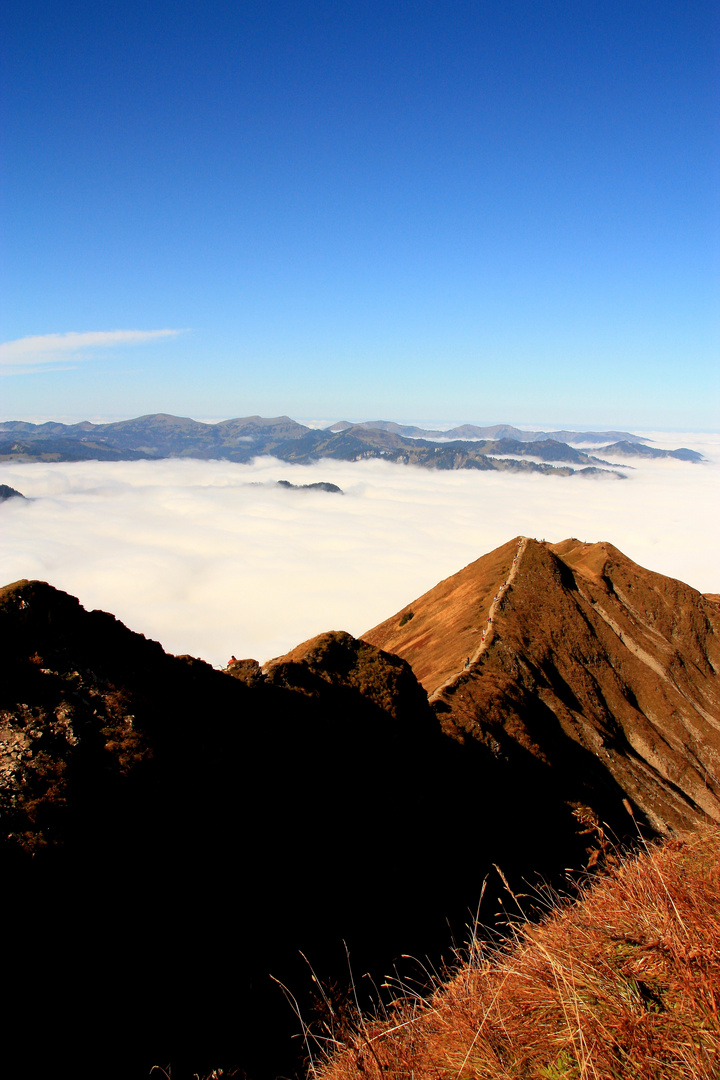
left=0, top=483, right=25, bottom=500
left=364, top=537, right=720, bottom=835
left=224, top=655, right=265, bottom=684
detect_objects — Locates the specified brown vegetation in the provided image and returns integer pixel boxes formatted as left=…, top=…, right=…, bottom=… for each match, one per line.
left=363, top=536, right=520, bottom=692
left=364, top=537, right=720, bottom=835
left=313, top=824, right=720, bottom=1080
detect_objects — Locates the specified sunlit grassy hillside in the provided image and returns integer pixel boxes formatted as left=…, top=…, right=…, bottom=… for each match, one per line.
left=312, top=825, right=720, bottom=1080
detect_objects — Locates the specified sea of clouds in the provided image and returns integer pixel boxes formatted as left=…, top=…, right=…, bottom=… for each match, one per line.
left=1, top=431, right=718, bottom=668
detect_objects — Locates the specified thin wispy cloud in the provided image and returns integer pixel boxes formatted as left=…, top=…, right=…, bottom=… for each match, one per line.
left=0, top=329, right=186, bottom=370
left=0, top=436, right=718, bottom=668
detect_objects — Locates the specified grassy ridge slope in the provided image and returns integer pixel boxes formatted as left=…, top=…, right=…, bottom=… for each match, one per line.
left=315, top=824, right=720, bottom=1080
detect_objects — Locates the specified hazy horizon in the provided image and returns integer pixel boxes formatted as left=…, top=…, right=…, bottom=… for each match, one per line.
left=2, top=429, right=718, bottom=669
left=2, top=410, right=719, bottom=437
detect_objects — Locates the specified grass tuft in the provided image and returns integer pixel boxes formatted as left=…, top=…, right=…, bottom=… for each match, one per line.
left=311, top=824, right=720, bottom=1079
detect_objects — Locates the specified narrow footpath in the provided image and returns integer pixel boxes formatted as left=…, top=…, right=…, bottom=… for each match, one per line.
left=429, top=536, right=528, bottom=702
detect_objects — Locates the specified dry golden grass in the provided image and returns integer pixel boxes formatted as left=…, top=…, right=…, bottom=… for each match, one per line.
left=311, top=825, right=720, bottom=1080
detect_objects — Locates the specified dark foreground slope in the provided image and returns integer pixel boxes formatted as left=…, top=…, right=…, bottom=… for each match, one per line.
left=0, top=582, right=607, bottom=1080
left=2, top=542, right=718, bottom=1079
left=364, top=538, right=720, bottom=835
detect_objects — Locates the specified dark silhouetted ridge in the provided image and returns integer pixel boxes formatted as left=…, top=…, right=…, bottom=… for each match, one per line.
left=2, top=537, right=718, bottom=1078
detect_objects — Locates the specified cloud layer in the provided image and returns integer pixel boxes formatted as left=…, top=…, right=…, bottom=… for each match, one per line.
left=0, top=329, right=185, bottom=368
left=1, top=433, right=718, bottom=668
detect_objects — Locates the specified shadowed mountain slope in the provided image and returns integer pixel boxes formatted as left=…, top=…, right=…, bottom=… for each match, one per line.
left=0, top=412, right=309, bottom=461
left=2, top=541, right=718, bottom=1078
left=272, top=426, right=621, bottom=474
left=0, top=580, right=604, bottom=1080
left=0, top=583, right=441, bottom=1078
left=597, top=440, right=703, bottom=461
left=262, top=629, right=435, bottom=731
left=364, top=538, right=720, bottom=835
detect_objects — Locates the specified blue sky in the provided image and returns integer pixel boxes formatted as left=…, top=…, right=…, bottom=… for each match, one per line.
left=2, top=0, right=718, bottom=428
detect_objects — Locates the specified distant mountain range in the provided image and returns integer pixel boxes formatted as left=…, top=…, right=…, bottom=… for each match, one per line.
left=327, top=419, right=652, bottom=443
left=1, top=538, right=718, bottom=1078
left=0, top=413, right=703, bottom=474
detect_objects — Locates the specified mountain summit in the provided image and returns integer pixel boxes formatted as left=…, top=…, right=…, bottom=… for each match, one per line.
left=363, top=537, right=720, bottom=835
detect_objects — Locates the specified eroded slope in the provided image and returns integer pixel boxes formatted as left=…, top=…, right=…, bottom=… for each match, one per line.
left=364, top=538, right=720, bottom=834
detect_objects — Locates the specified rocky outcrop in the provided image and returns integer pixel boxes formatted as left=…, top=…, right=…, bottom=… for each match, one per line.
left=263, top=630, right=435, bottom=732
left=224, top=655, right=265, bottom=684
